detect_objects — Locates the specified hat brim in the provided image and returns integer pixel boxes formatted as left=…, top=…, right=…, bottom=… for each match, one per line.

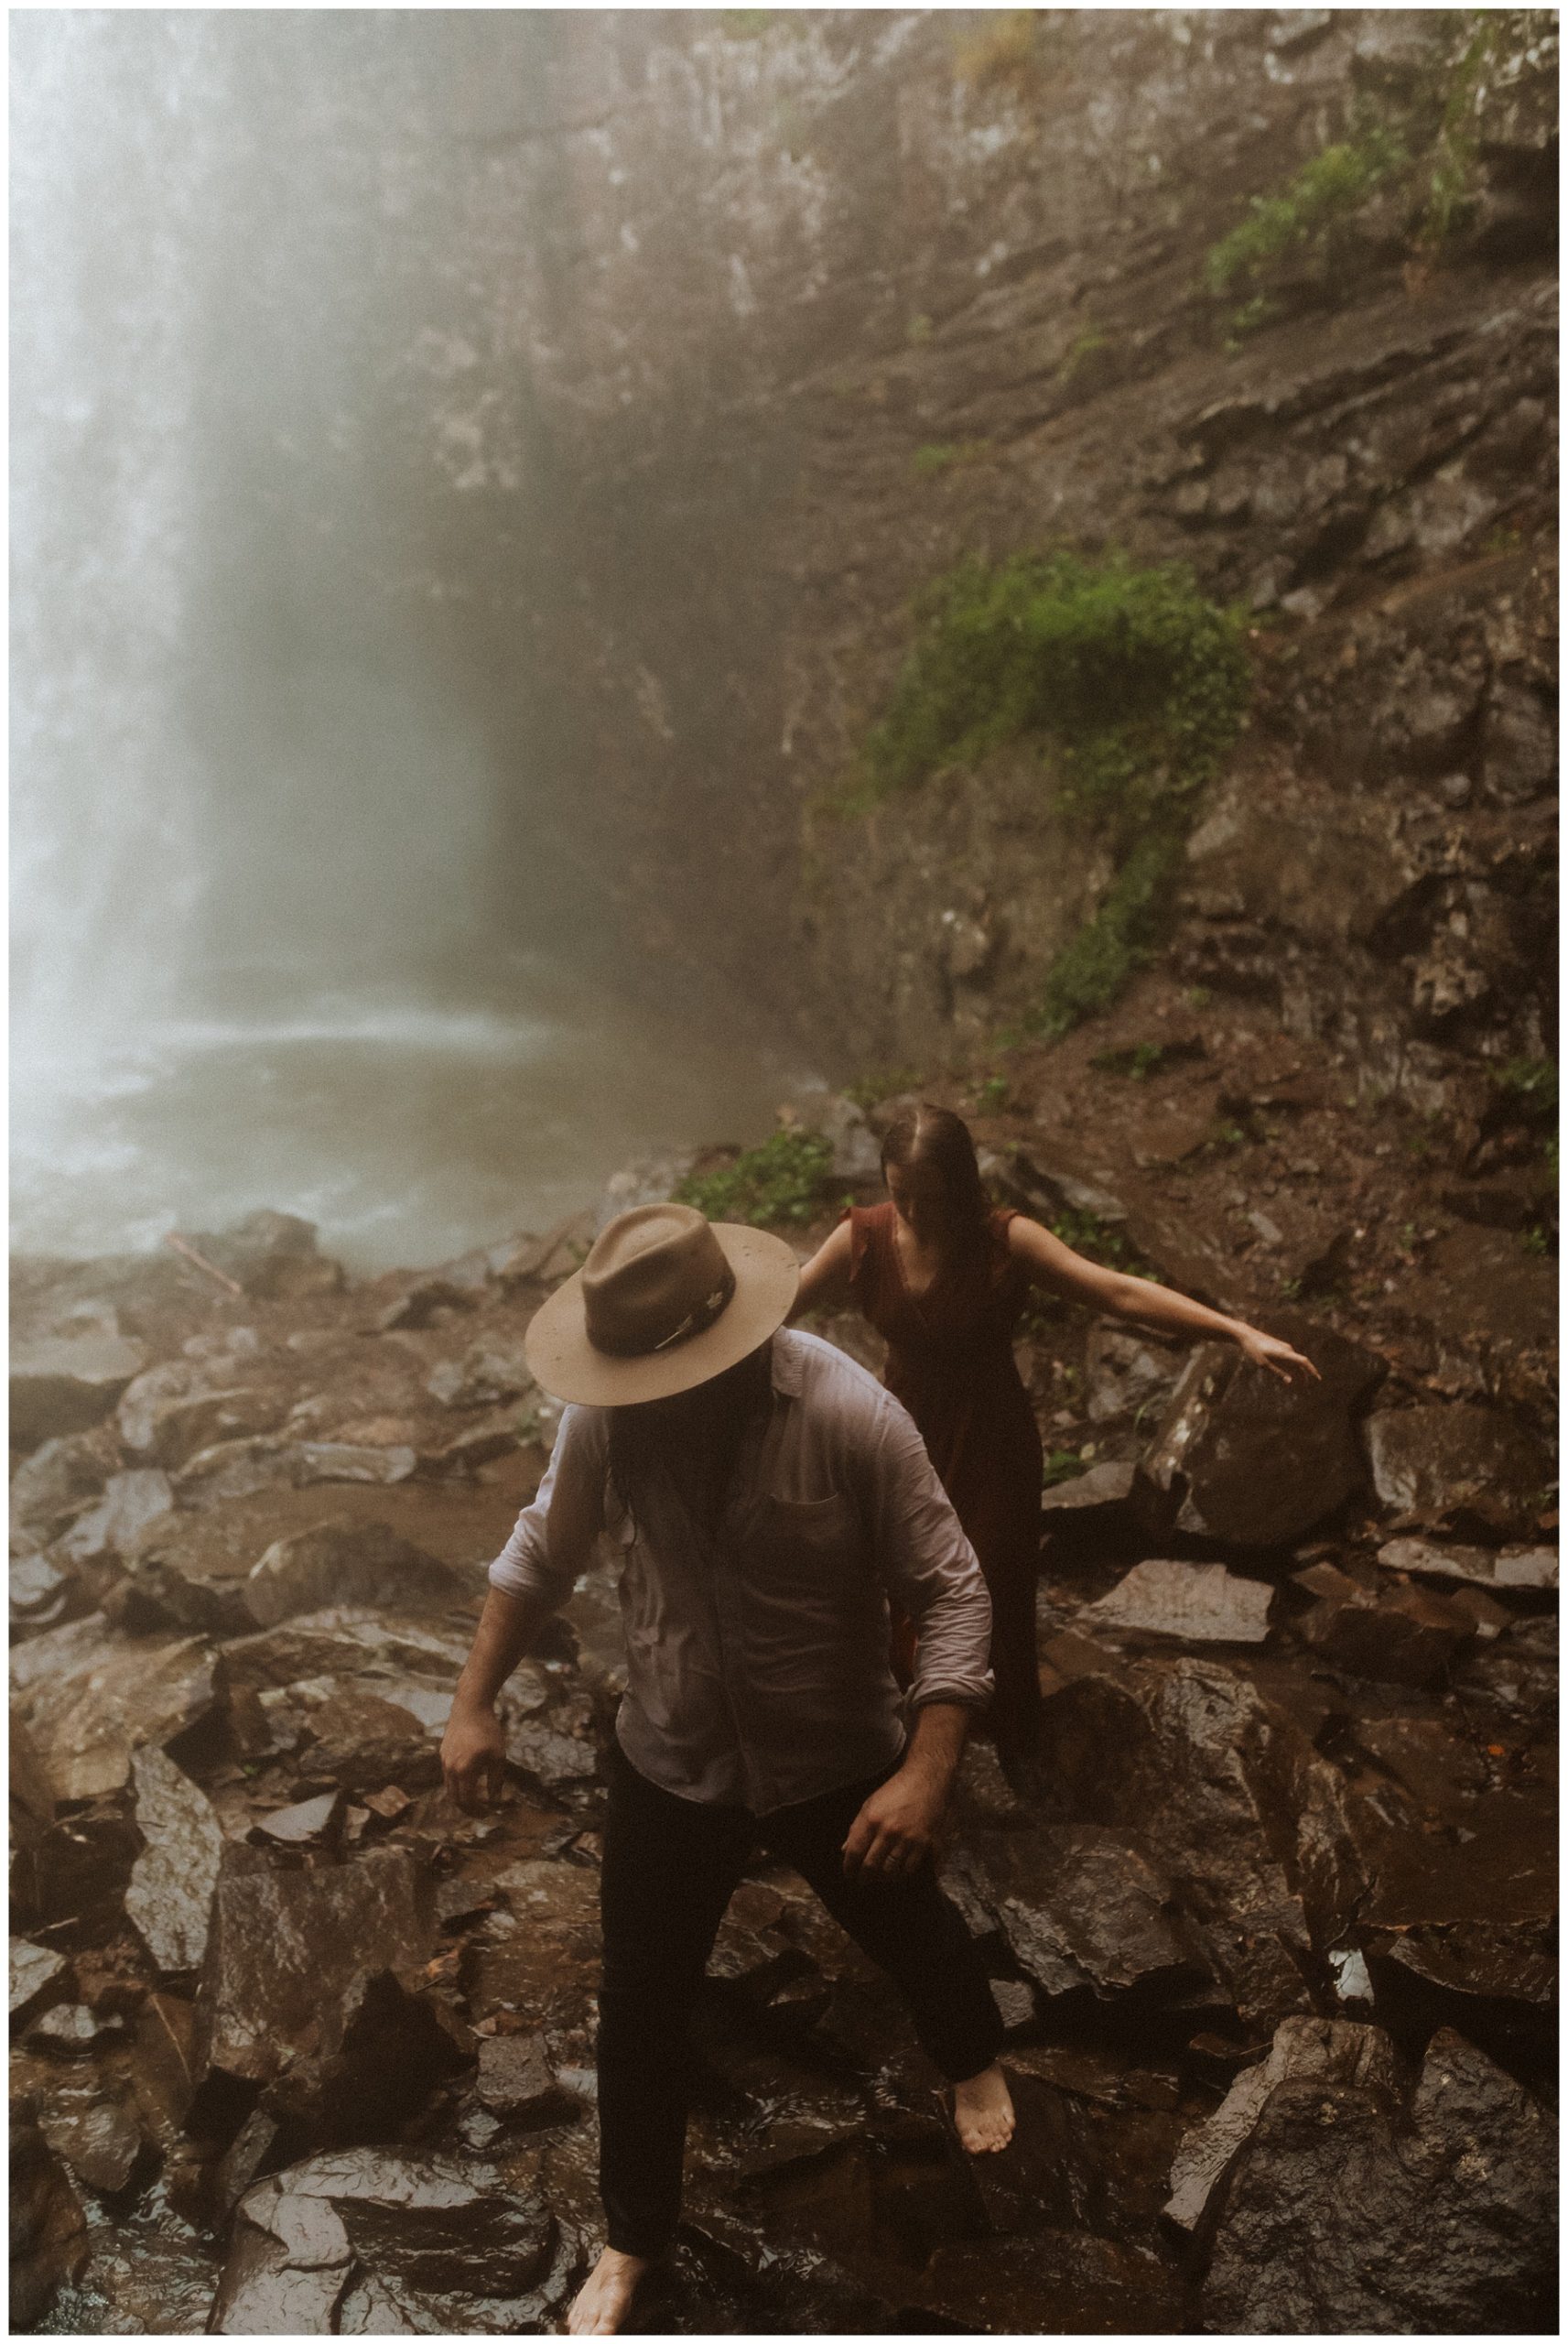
left=523, top=1223, right=801, bottom=1406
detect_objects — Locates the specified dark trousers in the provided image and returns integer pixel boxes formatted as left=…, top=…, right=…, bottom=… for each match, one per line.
left=597, top=1741, right=1004, bottom=2258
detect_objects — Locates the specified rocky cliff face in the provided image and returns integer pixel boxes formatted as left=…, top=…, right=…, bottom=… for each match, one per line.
left=452, top=6, right=1556, bottom=1096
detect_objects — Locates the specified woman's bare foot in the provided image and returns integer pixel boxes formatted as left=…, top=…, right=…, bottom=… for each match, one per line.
left=951, top=2062, right=1016, bottom=2154
left=567, top=2247, right=651, bottom=2336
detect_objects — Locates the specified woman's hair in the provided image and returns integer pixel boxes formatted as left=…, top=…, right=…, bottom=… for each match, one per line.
left=880, top=1101, right=993, bottom=1264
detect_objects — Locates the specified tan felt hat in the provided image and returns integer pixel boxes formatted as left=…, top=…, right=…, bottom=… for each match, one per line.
left=523, top=1201, right=800, bottom=1405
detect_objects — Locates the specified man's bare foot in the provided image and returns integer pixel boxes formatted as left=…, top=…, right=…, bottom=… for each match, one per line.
left=951, top=2062, right=1016, bottom=2154
left=567, top=2246, right=651, bottom=2336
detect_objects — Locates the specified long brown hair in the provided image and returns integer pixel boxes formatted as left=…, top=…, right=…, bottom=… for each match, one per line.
left=880, top=1102, right=994, bottom=1266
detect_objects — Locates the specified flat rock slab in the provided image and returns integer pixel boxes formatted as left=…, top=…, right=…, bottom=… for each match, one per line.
left=11, top=1333, right=147, bottom=1450
left=1366, top=1404, right=1552, bottom=1538
left=475, top=2035, right=570, bottom=2126
left=9, top=1617, right=216, bottom=1803
left=211, top=2150, right=570, bottom=2335
left=1377, top=1536, right=1558, bottom=1591
left=1298, top=1579, right=1474, bottom=1686
left=1085, top=1559, right=1273, bottom=1644
left=1000, top=1825, right=1208, bottom=2002
left=1136, top=1314, right=1381, bottom=1548
left=202, top=1846, right=437, bottom=2084
left=176, top=1439, right=417, bottom=1510
left=244, top=1517, right=461, bottom=1628
left=124, top=1746, right=224, bottom=1974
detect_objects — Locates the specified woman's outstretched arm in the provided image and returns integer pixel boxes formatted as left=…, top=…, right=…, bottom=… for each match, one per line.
left=1006, top=1213, right=1320, bottom=1384
left=792, top=1215, right=855, bottom=1319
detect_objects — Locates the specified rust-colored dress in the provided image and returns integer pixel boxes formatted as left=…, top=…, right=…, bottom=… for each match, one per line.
left=847, top=1202, right=1044, bottom=1761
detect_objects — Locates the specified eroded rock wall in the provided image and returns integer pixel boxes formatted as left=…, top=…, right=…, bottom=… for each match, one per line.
left=470, top=7, right=1556, bottom=1091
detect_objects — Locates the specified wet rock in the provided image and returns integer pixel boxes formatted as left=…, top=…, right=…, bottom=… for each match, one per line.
left=128, top=1991, right=206, bottom=2136
left=419, top=1405, right=537, bottom=1477
left=1036, top=1661, right=1320, bottom=2024
left=117, top=1360, right=286, bottom=1469
left=37, top=2076, right=146, bottom=2197
left=27, top=2001, right=128, bottom=2057
left=374, top=1275, right=478, bottom=1333
left=177, top=1437, right=418, bottom=1507
left=425, top=1337, right=535, bottom=1410
left=474, top=2034, right=573, bottom=2127
left=261, top=1968, right=469, bottom=2149
left=1360, top=1915, right=1555, bottom=2076
left=201, top=1845, right=437, bottom=2086
left=1297, top=1576, right=1474, bottom=1686
left=1200, top=2026, right=1555, bottom=2332
left=10, top=2111, right=89, bottom=2328
left=251, top=1790, right=344, bottom=1848
left=294, top=1691, right=442, bottom=1796
left=797, top=1092, right=882, bottom=1182
left=1085, top=1326, right=1183, bottom=1427
left=989, top=1978, right=1037, bottom=2035
left=10, top=1330, right=148, bottom=1451
left=1136, top=1316, right=1381, bottom=1548
left=1365, top=1403, right=1552, bottom=1537
left=10, top=1546, right=82, bottom=1633
left=919, top=2230, right=1185, bottom=2334
left=211, top=2150, right=568, bottom=2335
left=10, top=1937, right=69, bottom=2024
left=503, top=1718, right=600, bottom=1794
left=9, top=1617, right=216, bottom=1801
left=1000, top=1828, right=1210, bottom=2008
left=1164, top=2014, right=1399, bottom=2231
left=184, top=1209, right=345, bottom=1301
left=9, top=1429, right=115, bottom=1537
left=492, top=1211, right=596, bottom=1289
left=53, top=1467, right=176, bottom=1566
left=124, top=1745, right=224, bottom=1975
left=1084, top=1559, right=1273, bottom=1644
left=243, top=1515, right=461, bottom=1627
left=1376, top=1535, right=1557, bottom=1591
left=213, top=2108, right=284, bottom=2219
left=100, top=1548, right=254, bottom=1640
left=219, top=1605, right=473, bottom=1693
left=1039, top=1460, right=1138, bottom=1533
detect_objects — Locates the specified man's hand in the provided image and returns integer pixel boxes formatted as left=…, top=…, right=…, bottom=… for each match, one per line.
left=441, top=1699, right=508, bottom=1814
left=842, top=1763, right=946, bottom=1880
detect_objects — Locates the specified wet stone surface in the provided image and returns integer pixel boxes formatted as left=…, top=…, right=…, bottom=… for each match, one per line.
left=8, top=1164, right=1556, bottom=2333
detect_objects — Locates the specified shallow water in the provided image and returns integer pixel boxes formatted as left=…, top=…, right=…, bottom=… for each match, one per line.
left=11, top=962, right=816, bottom=1273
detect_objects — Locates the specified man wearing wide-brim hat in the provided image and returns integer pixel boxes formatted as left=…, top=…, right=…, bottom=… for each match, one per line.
left=442, top=1202, right=1012, bottom=2337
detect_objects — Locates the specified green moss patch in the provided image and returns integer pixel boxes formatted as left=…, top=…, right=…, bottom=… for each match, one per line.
left=840, top=548, right=1249, bottom=1034
left=675, top=1130, right=834, bottom=1228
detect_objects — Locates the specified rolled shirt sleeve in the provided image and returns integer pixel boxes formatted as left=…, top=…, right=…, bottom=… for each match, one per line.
left=863, top=1396, right=995, bottom=1713
left=488, top=1404, right=606, bottom=1612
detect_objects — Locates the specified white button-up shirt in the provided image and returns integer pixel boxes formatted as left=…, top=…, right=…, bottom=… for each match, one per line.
left=488, top=1329, right=995, bottom=1814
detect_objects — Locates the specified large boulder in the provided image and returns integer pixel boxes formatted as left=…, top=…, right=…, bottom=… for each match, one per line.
left=1198, top=2026, right=1556, bottom=2332
left=1135, top=1315, right=1381, bottom=1547
left=994, top=1826, right=1215, bottom=2007
left=200, top=1845, right=438, bottom=2087
left=9, top=1429, right=116, bottom=1539
left=10, top=1332, right=147, bottom=1452
left=181, top=1210, right=345, bottom=1301
left=1364, top=1403, right=1552, bottom=1538
left=117, top=1360, right=286, bottom=1469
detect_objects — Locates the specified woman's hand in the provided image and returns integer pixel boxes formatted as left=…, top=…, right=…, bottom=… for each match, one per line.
left=440, top=1698, right=508, bottom=1813
left=1235, top=1327, right=1321, bottom=1384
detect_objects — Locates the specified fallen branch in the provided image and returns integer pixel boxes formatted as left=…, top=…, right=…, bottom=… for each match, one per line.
left=164, top=1232, right=245, bottom=1297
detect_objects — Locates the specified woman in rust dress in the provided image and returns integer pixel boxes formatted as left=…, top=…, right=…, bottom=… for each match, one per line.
left=795, top=1103, right=1316, bottom=1790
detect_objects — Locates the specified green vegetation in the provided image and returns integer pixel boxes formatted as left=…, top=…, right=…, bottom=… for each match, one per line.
left=1204, top=14, right=1556, bottom=342
left=1092, top=1039, right=1174, bottom=1080
left=1044, top=1204, right=1140, bottom=1273
left=912, top=439, right=992, bottom=479
left=839, top=547, right=1249, bottom=1036
left=1492, top=1056, right=1558, bottom=1124
left=719, top=9, right=775, bottom=37
left=1206, top=125, right=1406, bottom=298
left=675, top=1130, right=833, bottom=1227
left=845, top=1066, right=919, bottom=1112
left=906, top=312, right=935, bottom=347
left=975, top=1074, right=1011, bottom=1112
left=1042, top=1447, right=1088, bottom=1489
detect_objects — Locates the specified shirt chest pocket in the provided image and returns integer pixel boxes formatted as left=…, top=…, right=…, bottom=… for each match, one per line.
left=750, top=1492, right=858, bottom=1601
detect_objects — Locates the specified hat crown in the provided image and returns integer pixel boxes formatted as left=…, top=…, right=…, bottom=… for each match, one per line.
left=580, top=1204, right=735, bottom=1360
